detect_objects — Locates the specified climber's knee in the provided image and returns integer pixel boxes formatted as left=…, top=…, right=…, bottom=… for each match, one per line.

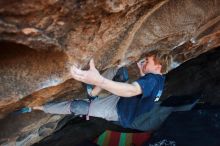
left=70, top=100, right=89, bottom=115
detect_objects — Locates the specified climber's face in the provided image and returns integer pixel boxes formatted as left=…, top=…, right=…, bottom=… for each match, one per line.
left=142, top=56, right=161, bottom=74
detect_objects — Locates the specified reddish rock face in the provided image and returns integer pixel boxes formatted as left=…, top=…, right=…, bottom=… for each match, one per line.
left=0, top=0, right=219, bottom=145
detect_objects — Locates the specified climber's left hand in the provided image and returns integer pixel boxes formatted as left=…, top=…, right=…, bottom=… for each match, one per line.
left=70, top=59, right=104, bottom=86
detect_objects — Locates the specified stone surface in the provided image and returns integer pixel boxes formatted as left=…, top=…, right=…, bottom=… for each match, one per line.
left=0, top=0, right=220, bottom=145
left=0, top=110, right=64, bottom=146
left=162, top=47, right=220, bottom=105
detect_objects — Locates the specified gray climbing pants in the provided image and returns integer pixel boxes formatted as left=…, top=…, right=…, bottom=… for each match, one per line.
left=43, top=94, right=120, bottom=121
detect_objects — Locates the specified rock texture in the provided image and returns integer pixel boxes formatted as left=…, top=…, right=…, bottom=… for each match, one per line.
left=0, top=0, right=220, bottom=145
left=162, top=47, right=220, bottom=105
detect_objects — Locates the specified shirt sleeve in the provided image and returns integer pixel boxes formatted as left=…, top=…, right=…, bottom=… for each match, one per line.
left=135, top=74, right=157, bottom=98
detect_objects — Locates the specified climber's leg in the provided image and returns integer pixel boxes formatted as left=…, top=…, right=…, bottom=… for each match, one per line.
left=38, top=101, right=73, bottom=114
left=88, top=94, right=120, bottom=121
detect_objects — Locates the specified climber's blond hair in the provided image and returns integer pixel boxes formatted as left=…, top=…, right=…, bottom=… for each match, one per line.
left=146, top=50, right=171, bottom=74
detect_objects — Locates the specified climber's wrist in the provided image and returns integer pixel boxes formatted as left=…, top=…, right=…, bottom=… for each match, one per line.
left=97, top=76, right=105, bottom=86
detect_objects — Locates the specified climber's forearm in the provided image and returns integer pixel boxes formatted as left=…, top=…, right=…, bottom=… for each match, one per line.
left=97, top=77, right=142, bottom=97
left=90, top=86, right=103, bottom=96
left=70, top=61, right=141, bottom=97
